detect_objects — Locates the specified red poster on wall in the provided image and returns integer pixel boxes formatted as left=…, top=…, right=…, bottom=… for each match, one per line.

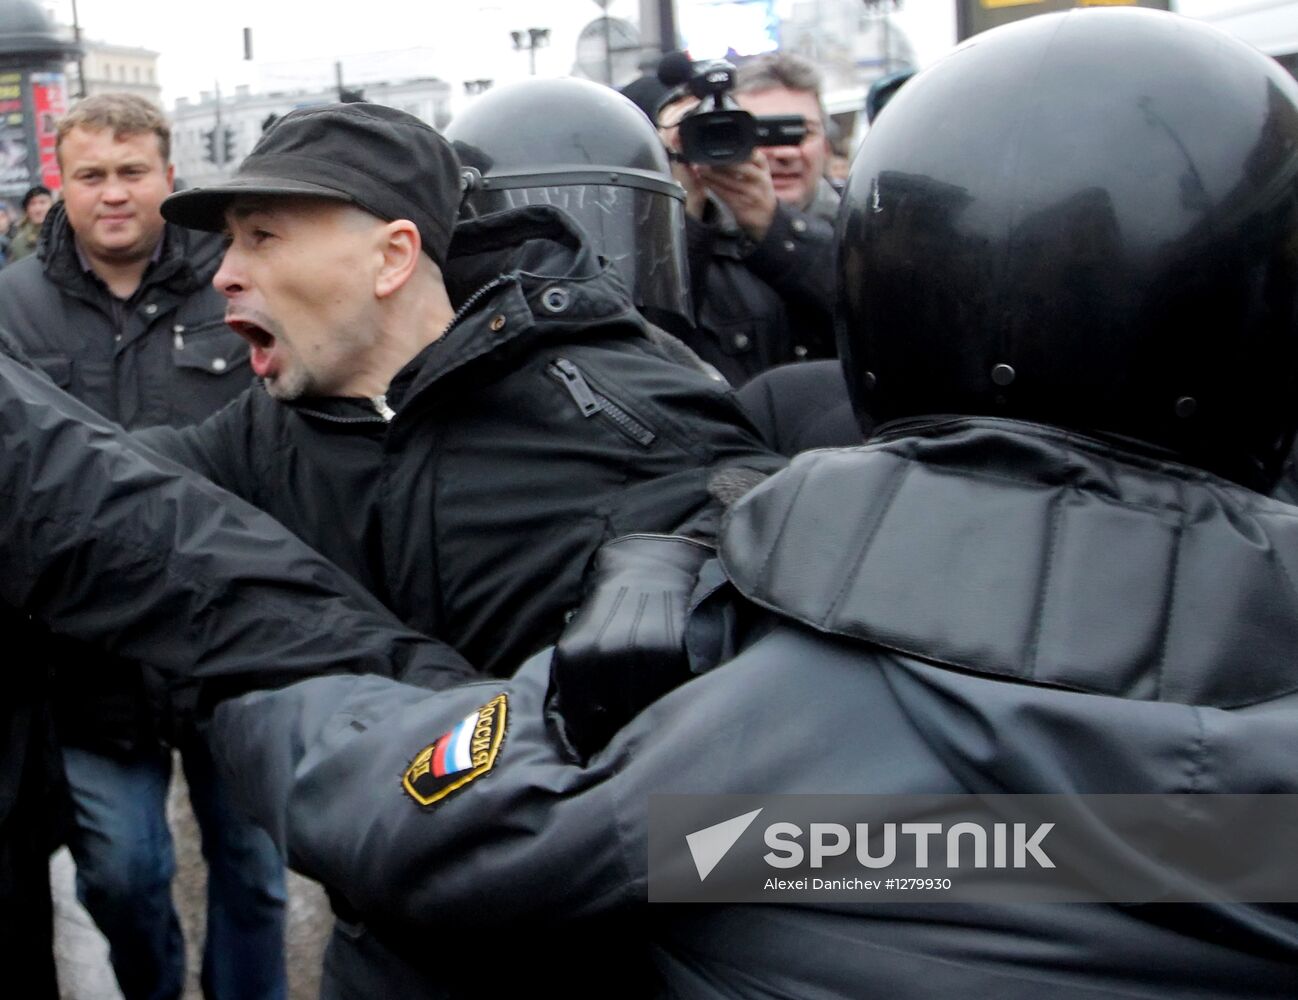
left=31, top=72, right=67, bottom=191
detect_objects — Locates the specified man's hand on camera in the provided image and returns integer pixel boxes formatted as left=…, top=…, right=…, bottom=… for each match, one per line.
left=697, top=149, right=778, bottom=242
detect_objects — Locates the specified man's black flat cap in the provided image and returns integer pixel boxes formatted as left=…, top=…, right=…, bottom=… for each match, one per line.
left=162, top=103, right=462, bottom=266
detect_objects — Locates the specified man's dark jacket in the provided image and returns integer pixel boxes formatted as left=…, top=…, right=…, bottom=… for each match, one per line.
left=735, top=359, right=864, bottom=455
left=140, top=205, right=782, bottom=676
left=681, top=183, right=837, bottom=386
left=0, top=335, right=474, bottom=996
left=0, top=201, right=251, bottom=428
left=214, top=417, right=1298, bottom=998
left=0, top=201, right=254, bottom=752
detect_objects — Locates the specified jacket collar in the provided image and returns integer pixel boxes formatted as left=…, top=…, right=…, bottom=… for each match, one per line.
left=720, top=416, right=1298, bottom=709
left=393, top=205, right=645, bottom=411
left=37, top=200, right=224, bottom=299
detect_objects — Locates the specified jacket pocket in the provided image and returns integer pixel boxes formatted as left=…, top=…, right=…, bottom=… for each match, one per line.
left=168, top=322, right=252, bottom=425
left=547, top=357, right=656, bottom=448
left=171, top=320, right=249, bottom=376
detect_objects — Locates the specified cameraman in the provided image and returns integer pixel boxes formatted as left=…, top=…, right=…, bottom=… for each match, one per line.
left=657, top=52, right=837, bottom=385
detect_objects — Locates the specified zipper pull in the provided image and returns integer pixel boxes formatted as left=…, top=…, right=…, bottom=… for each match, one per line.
left=371, top=395, right=396, bottom=422
left=549, top=359, right=601, bottom=417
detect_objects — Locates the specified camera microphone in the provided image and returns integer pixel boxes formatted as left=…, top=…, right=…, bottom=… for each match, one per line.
left=657, top=50, right=694, bottom=88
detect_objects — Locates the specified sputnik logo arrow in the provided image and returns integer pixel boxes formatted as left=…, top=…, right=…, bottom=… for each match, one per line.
left=685, top=808, right=763, bottom=881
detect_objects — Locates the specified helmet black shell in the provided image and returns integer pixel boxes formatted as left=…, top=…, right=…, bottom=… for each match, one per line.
left=447, top=77, right=692, bottom=335
left=837, top=8, right=1298, bottom=488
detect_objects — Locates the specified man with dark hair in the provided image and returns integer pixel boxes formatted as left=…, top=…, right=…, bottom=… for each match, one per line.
left=7, top=182, right=51, bottom=263
left=211, top=10, right=1298, bottom=998
left=0, top=93, right=266, bottom=1000
left=657, top=51, right=838, bottom=385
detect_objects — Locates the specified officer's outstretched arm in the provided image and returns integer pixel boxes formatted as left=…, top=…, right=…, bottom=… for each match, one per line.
left=211, top=658, right=643, bottom=931
left=0, top=345, right=475, bottom=703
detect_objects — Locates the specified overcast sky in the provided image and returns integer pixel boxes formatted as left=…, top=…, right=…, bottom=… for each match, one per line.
left=43, top=0, right=1298, bottom=110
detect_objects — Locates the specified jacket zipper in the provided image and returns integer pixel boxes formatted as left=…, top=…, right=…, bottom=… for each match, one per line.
left=280, top=278, right=521, bottom=430
left=548, top=358, right=656, bottom=447
left=172, top=321, right=230, bottom=352
left=293, top=283, right=511, bottom=429
left=442, top=275, right=513, bottom=340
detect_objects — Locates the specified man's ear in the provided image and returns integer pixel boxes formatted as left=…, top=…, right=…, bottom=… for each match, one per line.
left=375, top=219, right=421, bottom=298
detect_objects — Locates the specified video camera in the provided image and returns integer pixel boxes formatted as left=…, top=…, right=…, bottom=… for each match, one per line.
left=658, top=54, right=807, bottom=166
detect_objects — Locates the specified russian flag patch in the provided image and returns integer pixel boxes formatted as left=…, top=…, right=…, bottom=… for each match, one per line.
left=402, top=694, right=508, bottom=806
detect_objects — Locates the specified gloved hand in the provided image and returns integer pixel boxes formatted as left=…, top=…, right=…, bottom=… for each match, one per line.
left=548, top=533, right=713, bottom=763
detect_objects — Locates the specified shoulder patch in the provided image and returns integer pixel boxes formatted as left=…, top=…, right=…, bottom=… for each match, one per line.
left=402, top=694, right=508, bottom=807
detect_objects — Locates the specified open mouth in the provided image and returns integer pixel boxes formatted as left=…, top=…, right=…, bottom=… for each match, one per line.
left=227, top=317, right=278, bottom=378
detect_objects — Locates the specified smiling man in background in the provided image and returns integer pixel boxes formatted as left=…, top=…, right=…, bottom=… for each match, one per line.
left=0, top=94, right=272, bottom=1000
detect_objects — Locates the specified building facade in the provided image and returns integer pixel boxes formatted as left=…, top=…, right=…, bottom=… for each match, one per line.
left=72, top=38, right=162, bottom=105
left=170, top=77, right=452, bottom=187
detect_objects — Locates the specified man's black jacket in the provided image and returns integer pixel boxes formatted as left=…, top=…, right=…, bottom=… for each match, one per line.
left=140, top=206, right=783, bottom=675
left=0, top=333, right=473, bottom=990
left=681, top=184, right=838, bottom=386
left=0, top=200, right=251, bottom=428
left=0, top=201, right=254, bottom=752
left=734, top=359, right=864, bottom=455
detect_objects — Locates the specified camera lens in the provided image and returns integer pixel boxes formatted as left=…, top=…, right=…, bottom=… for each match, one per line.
left=680, top=111, right=758, bottom=166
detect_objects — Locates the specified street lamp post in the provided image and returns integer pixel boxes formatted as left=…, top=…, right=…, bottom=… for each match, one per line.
left=510, top=27, right=550, bottom=76
left=69, top=0, right=85, bottom=98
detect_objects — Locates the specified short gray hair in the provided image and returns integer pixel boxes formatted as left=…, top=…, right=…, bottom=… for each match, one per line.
left=736, top=53, right=823, bottom=99
left=734, top=52, right=828, bottom=126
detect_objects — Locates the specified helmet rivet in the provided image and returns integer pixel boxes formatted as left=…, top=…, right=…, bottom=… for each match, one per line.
left=991, top=363, right=1016, bottom=387
left=863, top=371, right=877, bottom=391
left=1175, top=396, right=1197, bottom=418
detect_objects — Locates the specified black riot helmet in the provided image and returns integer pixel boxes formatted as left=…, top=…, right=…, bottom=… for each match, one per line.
left=446, top=77, right=692, bottom=336
left=838, top=8, right=1298, bottom=490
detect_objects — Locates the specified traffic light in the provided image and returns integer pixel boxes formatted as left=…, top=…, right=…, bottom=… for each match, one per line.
left=222, top=126, right=236, bottom=165
left=203, top=128, right=216, bottom=165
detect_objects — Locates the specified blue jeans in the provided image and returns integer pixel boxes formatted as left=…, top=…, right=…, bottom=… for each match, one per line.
left=63, top=740, right=287, bottom=1000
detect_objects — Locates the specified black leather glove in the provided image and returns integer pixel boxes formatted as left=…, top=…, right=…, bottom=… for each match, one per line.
left=548, top=533, right=713, bottom=763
